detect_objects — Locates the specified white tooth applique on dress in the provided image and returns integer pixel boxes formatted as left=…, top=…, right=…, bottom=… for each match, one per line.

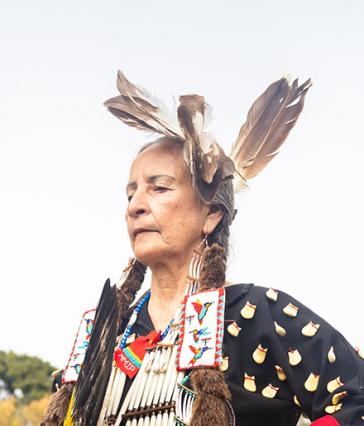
left=301, top=321, right=320, bottom=337
left=240, top=300, right=257, bottom=319
left=227, top=321, right=241, bottom=337
left=283, top=303, right=299, bottom=318
left=266, top=288, right=278, bottom=302
left=252, top=344, right=268, bottom=364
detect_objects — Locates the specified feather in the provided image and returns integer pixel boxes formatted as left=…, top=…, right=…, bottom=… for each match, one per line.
left=104, top=70, right=182, bottom=137
left=177, top=95, right=235, bottom=203
left=72, top=279, right=119, bottom=426
left=229, top=77, right=312, bottom=192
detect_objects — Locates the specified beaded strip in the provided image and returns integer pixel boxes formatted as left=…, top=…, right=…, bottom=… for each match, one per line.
left=119, top=290, right=151, bottom=349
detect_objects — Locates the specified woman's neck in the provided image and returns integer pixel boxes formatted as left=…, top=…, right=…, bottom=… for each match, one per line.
left=147, top=256, right=191, bottom=332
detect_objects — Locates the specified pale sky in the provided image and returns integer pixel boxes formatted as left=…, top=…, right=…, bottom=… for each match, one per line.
left=0, top=0, right=363, bottom=369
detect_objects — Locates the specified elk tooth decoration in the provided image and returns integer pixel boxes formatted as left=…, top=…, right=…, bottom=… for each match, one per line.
left=240, top=300, right=257, bottom=319
left=325, top=403, right=343, bottom=414
left=219, top=356, right=229, bottom=372
left=356, top=347, right=364, bottom=360
left=283, top=303, right=299, bottom=317
left=293, top=395, right=301, bottom=407
left=262, top=384, right=279, bottom=398
left=328, top=346, right=336, bottom=363
left=227, top=321, right=241, bottom=337
left=175, top=377, right=196, bottom=426
left=274, top=321, right=286, bottom=337
left=332, top=390, right=348, bottom=405
left=266, top=288, right=278, bottom=302
left=327, top=376, right=344, bottom=393
left=301, top=321, right=320, bottom=337
left=304, top=373, right=320, bottom=392
left=243, top=373, right=256, bottom=392
left=252, top=344, right=268, bottom=364
left=288, top=349, right=302, bottom=366
left=275, top=365, right=286, bottom=381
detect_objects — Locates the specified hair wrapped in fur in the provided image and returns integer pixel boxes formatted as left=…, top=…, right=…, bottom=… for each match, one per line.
left=41, top=383, right=74, bottom=426
left=189, top=243, right=232, bottom=426
left=188, top=183, right=235, bottom=425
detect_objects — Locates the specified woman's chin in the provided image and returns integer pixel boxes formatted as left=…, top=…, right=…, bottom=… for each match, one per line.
left=133, top=243, right=166, bottom=266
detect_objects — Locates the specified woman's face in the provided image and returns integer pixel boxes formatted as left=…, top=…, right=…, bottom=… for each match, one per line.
left=125, top=141, right=209, bottom=266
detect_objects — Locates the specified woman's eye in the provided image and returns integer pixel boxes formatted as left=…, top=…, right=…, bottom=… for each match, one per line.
left=154, top=186, right=168, bottom=193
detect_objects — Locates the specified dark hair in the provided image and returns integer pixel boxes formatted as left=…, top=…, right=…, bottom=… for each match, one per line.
left=137, top=137, right=235, bottom=257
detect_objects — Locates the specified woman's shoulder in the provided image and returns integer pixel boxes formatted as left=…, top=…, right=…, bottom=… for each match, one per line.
left=224, top=282, right=312, bottom=307
left=224, top=282, right=283, bottom=306
left=223, top=282, right=336, bottom=335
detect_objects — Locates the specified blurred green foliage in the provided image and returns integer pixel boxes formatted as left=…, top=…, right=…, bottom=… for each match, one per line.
left=0, top=350, right=55, bottom=404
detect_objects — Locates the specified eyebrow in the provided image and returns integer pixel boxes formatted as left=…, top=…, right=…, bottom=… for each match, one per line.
left=126, top=174, right=176, bottom=193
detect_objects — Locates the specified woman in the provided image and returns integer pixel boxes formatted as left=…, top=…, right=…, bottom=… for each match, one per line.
left=43, top=72, right=364, bottom=426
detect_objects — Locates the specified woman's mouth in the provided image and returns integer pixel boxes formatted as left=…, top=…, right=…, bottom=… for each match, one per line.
left=133, top=228, right=159, bottom=238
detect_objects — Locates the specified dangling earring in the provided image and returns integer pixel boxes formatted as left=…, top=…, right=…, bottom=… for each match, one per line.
left=197, top=233, right=208, bottom=249
left=187, top=235, right=208, bottom=294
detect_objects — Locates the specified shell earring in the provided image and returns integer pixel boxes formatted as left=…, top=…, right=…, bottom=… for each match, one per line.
left=197, top=234, right=208, bottom=248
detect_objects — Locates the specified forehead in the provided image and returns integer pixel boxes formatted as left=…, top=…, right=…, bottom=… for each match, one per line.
left=129, top=142, right=189, bottom=182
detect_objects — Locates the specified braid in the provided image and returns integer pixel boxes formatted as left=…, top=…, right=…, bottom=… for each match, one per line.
left=207, top=210, right=230, bottom=257
left=189, top=208, right=233, bottom=426
left=116, top=259, right=147, bottom=325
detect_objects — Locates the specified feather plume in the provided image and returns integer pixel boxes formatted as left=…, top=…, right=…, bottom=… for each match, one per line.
left=104, top=71, right=311, bottom=201
left=177, top=95, right=235, bottom=203
left=71, top=261, right=146, bottom=425
left=104, top=70, right=181, bottom=137
left=72, top=279, right=119, bottom=426
left=229, top=77, right=312, bottom=192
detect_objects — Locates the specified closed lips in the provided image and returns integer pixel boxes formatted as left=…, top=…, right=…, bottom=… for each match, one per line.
left=134, top=229, right=159, bottom=237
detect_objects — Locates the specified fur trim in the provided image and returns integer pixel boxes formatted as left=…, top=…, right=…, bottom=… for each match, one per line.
left=190, top=369, right=232, bottom=426
left=41, top=383, right=74, bottom=425
left=200, top=243, right=226, bottom=290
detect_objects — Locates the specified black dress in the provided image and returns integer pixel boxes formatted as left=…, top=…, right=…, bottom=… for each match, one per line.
left=122, top=283, right=364, bottom=426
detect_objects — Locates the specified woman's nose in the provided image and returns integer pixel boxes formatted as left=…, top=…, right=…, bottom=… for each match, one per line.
left=127, top=191, right=149, bottom=218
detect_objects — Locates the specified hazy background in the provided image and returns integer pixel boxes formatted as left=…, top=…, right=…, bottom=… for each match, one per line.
left=1, top=0, right=363, bottom=368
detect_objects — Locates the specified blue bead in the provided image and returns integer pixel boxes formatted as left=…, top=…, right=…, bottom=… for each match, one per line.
left=119, top=290, right=151, bottom=349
